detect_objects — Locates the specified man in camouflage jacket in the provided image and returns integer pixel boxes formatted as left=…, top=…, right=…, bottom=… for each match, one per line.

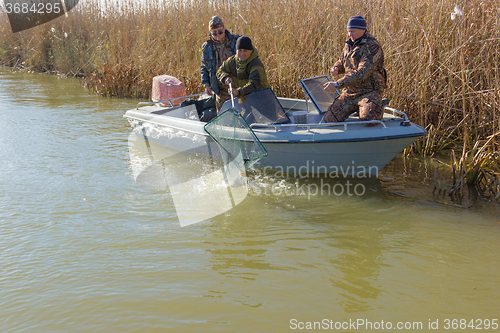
left=200, top=16, right=240, bottom=110
left=323, top=16, right=387, bottom=123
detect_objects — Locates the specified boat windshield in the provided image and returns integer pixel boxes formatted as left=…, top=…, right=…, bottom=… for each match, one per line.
left=300, top=75, right=339, bottom=114
left=220, top=88, right=290, bottom=125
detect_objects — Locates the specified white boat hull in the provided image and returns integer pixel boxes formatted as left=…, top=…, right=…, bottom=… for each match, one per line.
left=124, top=97, right=426, bottom=176
left=257, top=137, right=416, bottom=176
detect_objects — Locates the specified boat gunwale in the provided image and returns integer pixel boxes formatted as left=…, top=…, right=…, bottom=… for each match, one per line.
left=124, top=114, right=427, bottom=144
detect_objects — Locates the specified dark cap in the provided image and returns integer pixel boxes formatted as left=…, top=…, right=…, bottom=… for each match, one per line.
left=347, top=15, right=367, bottom=30
left=236, top=36, right=253, bottom=50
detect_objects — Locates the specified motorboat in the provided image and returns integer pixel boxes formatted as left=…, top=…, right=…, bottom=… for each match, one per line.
left=124, top=75, right=426, bottom=177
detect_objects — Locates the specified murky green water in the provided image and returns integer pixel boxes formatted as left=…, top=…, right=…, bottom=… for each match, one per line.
left=1, top=69, right=499, bottom=332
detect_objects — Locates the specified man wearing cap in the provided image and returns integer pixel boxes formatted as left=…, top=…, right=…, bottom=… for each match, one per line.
left=200, top=16, right=240, bottom=111
left=216, top=36, right=270, bottom=108
left=323, top=15, right=387, bottom=124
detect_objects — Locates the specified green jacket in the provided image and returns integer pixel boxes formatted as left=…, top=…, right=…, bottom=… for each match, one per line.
left=216, top=47, right=270, bottom=97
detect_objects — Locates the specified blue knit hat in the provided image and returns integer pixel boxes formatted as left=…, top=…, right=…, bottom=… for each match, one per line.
left=347, top=15, right=367, bottom=30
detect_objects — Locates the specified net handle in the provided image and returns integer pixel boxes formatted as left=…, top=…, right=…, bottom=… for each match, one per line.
left=229, top=82, right=235, bottom=108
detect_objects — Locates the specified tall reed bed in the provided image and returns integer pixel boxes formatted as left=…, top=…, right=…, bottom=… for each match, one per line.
left=1, top=0, right=499, bottom=158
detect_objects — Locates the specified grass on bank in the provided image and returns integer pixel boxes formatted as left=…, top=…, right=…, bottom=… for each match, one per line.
left=433, top=132, right=500, bottom=198
left=0, top=0, right=499, bottom=192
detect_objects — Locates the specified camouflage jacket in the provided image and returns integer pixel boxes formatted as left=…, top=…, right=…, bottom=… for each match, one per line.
left=216, top=47, right=271, bottom=97
left=333, top=33, right=387, bottom=96
left=200, top=30, right=240, bottom=95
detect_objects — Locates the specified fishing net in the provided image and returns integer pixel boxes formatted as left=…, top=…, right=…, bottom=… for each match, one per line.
left=204, top=108, right=268, bottom=170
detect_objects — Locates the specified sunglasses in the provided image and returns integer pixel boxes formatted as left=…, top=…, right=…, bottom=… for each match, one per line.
left=211, top=30, right=224, bottom=36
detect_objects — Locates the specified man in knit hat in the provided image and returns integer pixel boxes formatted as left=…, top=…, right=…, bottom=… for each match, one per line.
left=323, top=15, right=387, bottom=124
left=200, top=16, right=241, bottom=112
left=216, top=36, right=271, bottom=109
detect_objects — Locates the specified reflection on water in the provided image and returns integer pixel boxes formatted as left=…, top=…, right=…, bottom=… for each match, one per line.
left=328, top=222, right=387, bottom=313
left=379, top=154, right=500, bottom=212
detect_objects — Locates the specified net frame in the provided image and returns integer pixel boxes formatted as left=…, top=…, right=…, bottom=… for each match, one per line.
left=203, top=108, right=268, bottom=170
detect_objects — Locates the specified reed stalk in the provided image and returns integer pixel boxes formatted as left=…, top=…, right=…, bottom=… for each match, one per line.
left=435, top=131, right=500, bottom=198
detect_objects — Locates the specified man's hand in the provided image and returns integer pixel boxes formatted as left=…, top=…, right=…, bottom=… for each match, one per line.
left=225, top=77, right=233, bottom=85
left=229, top=88, right=239, bottom=97
left=205, top=86, right=213, bottom=95
left=330, top=66, right=339, bottom=77
left=323, top=81, right=337, bottom=92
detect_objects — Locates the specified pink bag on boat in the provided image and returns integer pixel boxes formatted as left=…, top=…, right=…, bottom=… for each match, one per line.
left=151, top=75, right=186, bottom=106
